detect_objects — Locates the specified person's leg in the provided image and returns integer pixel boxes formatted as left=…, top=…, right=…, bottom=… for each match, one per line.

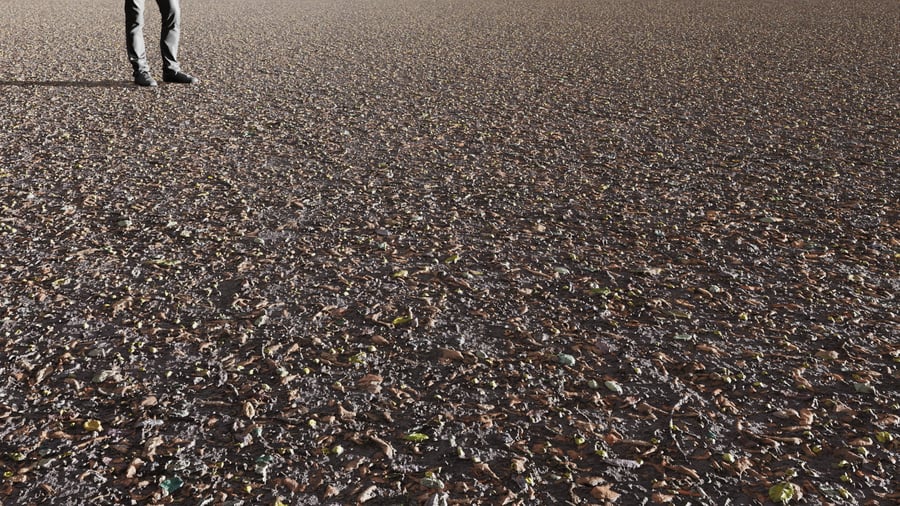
left=156, top=0, right=181, bottom=73
left=125, top=0, right=149, bottom=75
left=157, top=0, right=197, bottom=83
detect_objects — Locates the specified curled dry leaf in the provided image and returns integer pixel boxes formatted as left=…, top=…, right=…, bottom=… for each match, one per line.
left=472, top=462, right=500, bottom=481
left=576, top=476, right=606, bottom=487
left=243, top=400, right=256, bottom=419
left=591, top=484, right=622, bottom=502
left=369, top=434, right=395, bottom=460
left=125, top=458, right=144, bottom=479
left=439, top=348, right=465, bottom=361
left=358, top=374, right=384, bottom=394
left=143, top=436, right=164, bottom=460
left=357, top=485, right=378, bottom=503
left=510, top=457, right=527, bottom=474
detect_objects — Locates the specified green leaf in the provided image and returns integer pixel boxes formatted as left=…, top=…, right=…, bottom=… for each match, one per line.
left=589, top=287, right=612, bottom=297
left=768, top=482, right=796, bottom=504
left=392, top=316, right=413, bottom=326
left=853, top=382, right=876, bottom=394
left=403, top=432, right=430, bottom=443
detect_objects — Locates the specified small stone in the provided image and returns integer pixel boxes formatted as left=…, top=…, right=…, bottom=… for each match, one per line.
left=557, top=353, right=576, bottom=367
left=604, top=380, right=623, bottom=394
left=853, top=382, right=876, bottom=394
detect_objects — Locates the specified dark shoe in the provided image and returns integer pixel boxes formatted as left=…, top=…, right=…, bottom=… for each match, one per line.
left=134, top=71, right=158, bottom=87
left=163, top=71, right=198, bottom=84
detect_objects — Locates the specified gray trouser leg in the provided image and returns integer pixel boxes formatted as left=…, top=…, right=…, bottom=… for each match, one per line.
left=157, top=0, right=182, bottom=73
left=125, top=0, right=181, bottom=74
left=125, top=0, right=148, bottom=74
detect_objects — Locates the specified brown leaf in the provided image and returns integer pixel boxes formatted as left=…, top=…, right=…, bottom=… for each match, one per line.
left=652, top=492, right=675, bottom=503
left=695, top=343, right=723, bottom=356
left=323, top=485, right=340, bottom=498
left=797, top=409, right=815, bottom=426
left=139, top=395, right=158, bottom=408
left=369, top=434, right=395, bottom=460
left=278, top=477, right=302, bottom=492
left=357, top=485, right=378, bottom=503
left=510, top=457, right=527, bottom=474
left=143, top=436, right=164, bottom=460
left=439, top=348, right=464, bottom=361
left=242, top=400, right=256, bottom=419
left=125, top=458, right=144, bottom=479
left=371, top=335, right=390, bottom=346
left=875, top=414, right=899, bottom=428
left=337, top=405, right=356, bottom=421
left=663, top=462, right=700, bottom=480
left=591, top=484, right=621, bottom=502
left=358, top=374, right=384, bottom=394
left=576, top=476, right=606, bottom=487
left=473, top=462, right=500, bottom=481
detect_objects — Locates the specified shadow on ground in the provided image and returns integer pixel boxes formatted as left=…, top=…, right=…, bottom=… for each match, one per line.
left=0, top=80, right=132, bottom=88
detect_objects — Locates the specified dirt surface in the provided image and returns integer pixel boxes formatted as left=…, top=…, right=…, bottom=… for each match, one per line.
left=0, top=0, right=898, bottom=504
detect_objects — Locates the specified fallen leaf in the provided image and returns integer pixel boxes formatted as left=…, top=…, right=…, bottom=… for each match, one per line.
left=591, top=484, right=621, bottom=502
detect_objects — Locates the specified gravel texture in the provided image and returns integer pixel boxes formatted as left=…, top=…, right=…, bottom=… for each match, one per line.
left=1, top=0, right=898, bottom=504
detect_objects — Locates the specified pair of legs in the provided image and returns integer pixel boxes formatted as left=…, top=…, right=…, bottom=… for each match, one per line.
left=125, top=0, right=196, bottom=85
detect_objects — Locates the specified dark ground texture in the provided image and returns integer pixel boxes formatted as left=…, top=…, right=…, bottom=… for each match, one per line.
left=0, top=0, right=898, bottom=504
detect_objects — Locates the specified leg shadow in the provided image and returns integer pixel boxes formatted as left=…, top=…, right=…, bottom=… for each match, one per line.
left=0, top=80, right=133, bottom=88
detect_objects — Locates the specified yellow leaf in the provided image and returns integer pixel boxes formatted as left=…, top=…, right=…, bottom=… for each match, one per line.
left=392, top=315, right=413, bottom=326
left=404, top=432, right=429, bottom=443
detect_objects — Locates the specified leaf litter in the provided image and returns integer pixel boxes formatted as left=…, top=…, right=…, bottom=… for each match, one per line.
left=0, top=0, right=898, bottom=504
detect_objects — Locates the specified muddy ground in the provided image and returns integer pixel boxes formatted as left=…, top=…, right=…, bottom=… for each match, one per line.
left=0, top=0, right=897, bottom=504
